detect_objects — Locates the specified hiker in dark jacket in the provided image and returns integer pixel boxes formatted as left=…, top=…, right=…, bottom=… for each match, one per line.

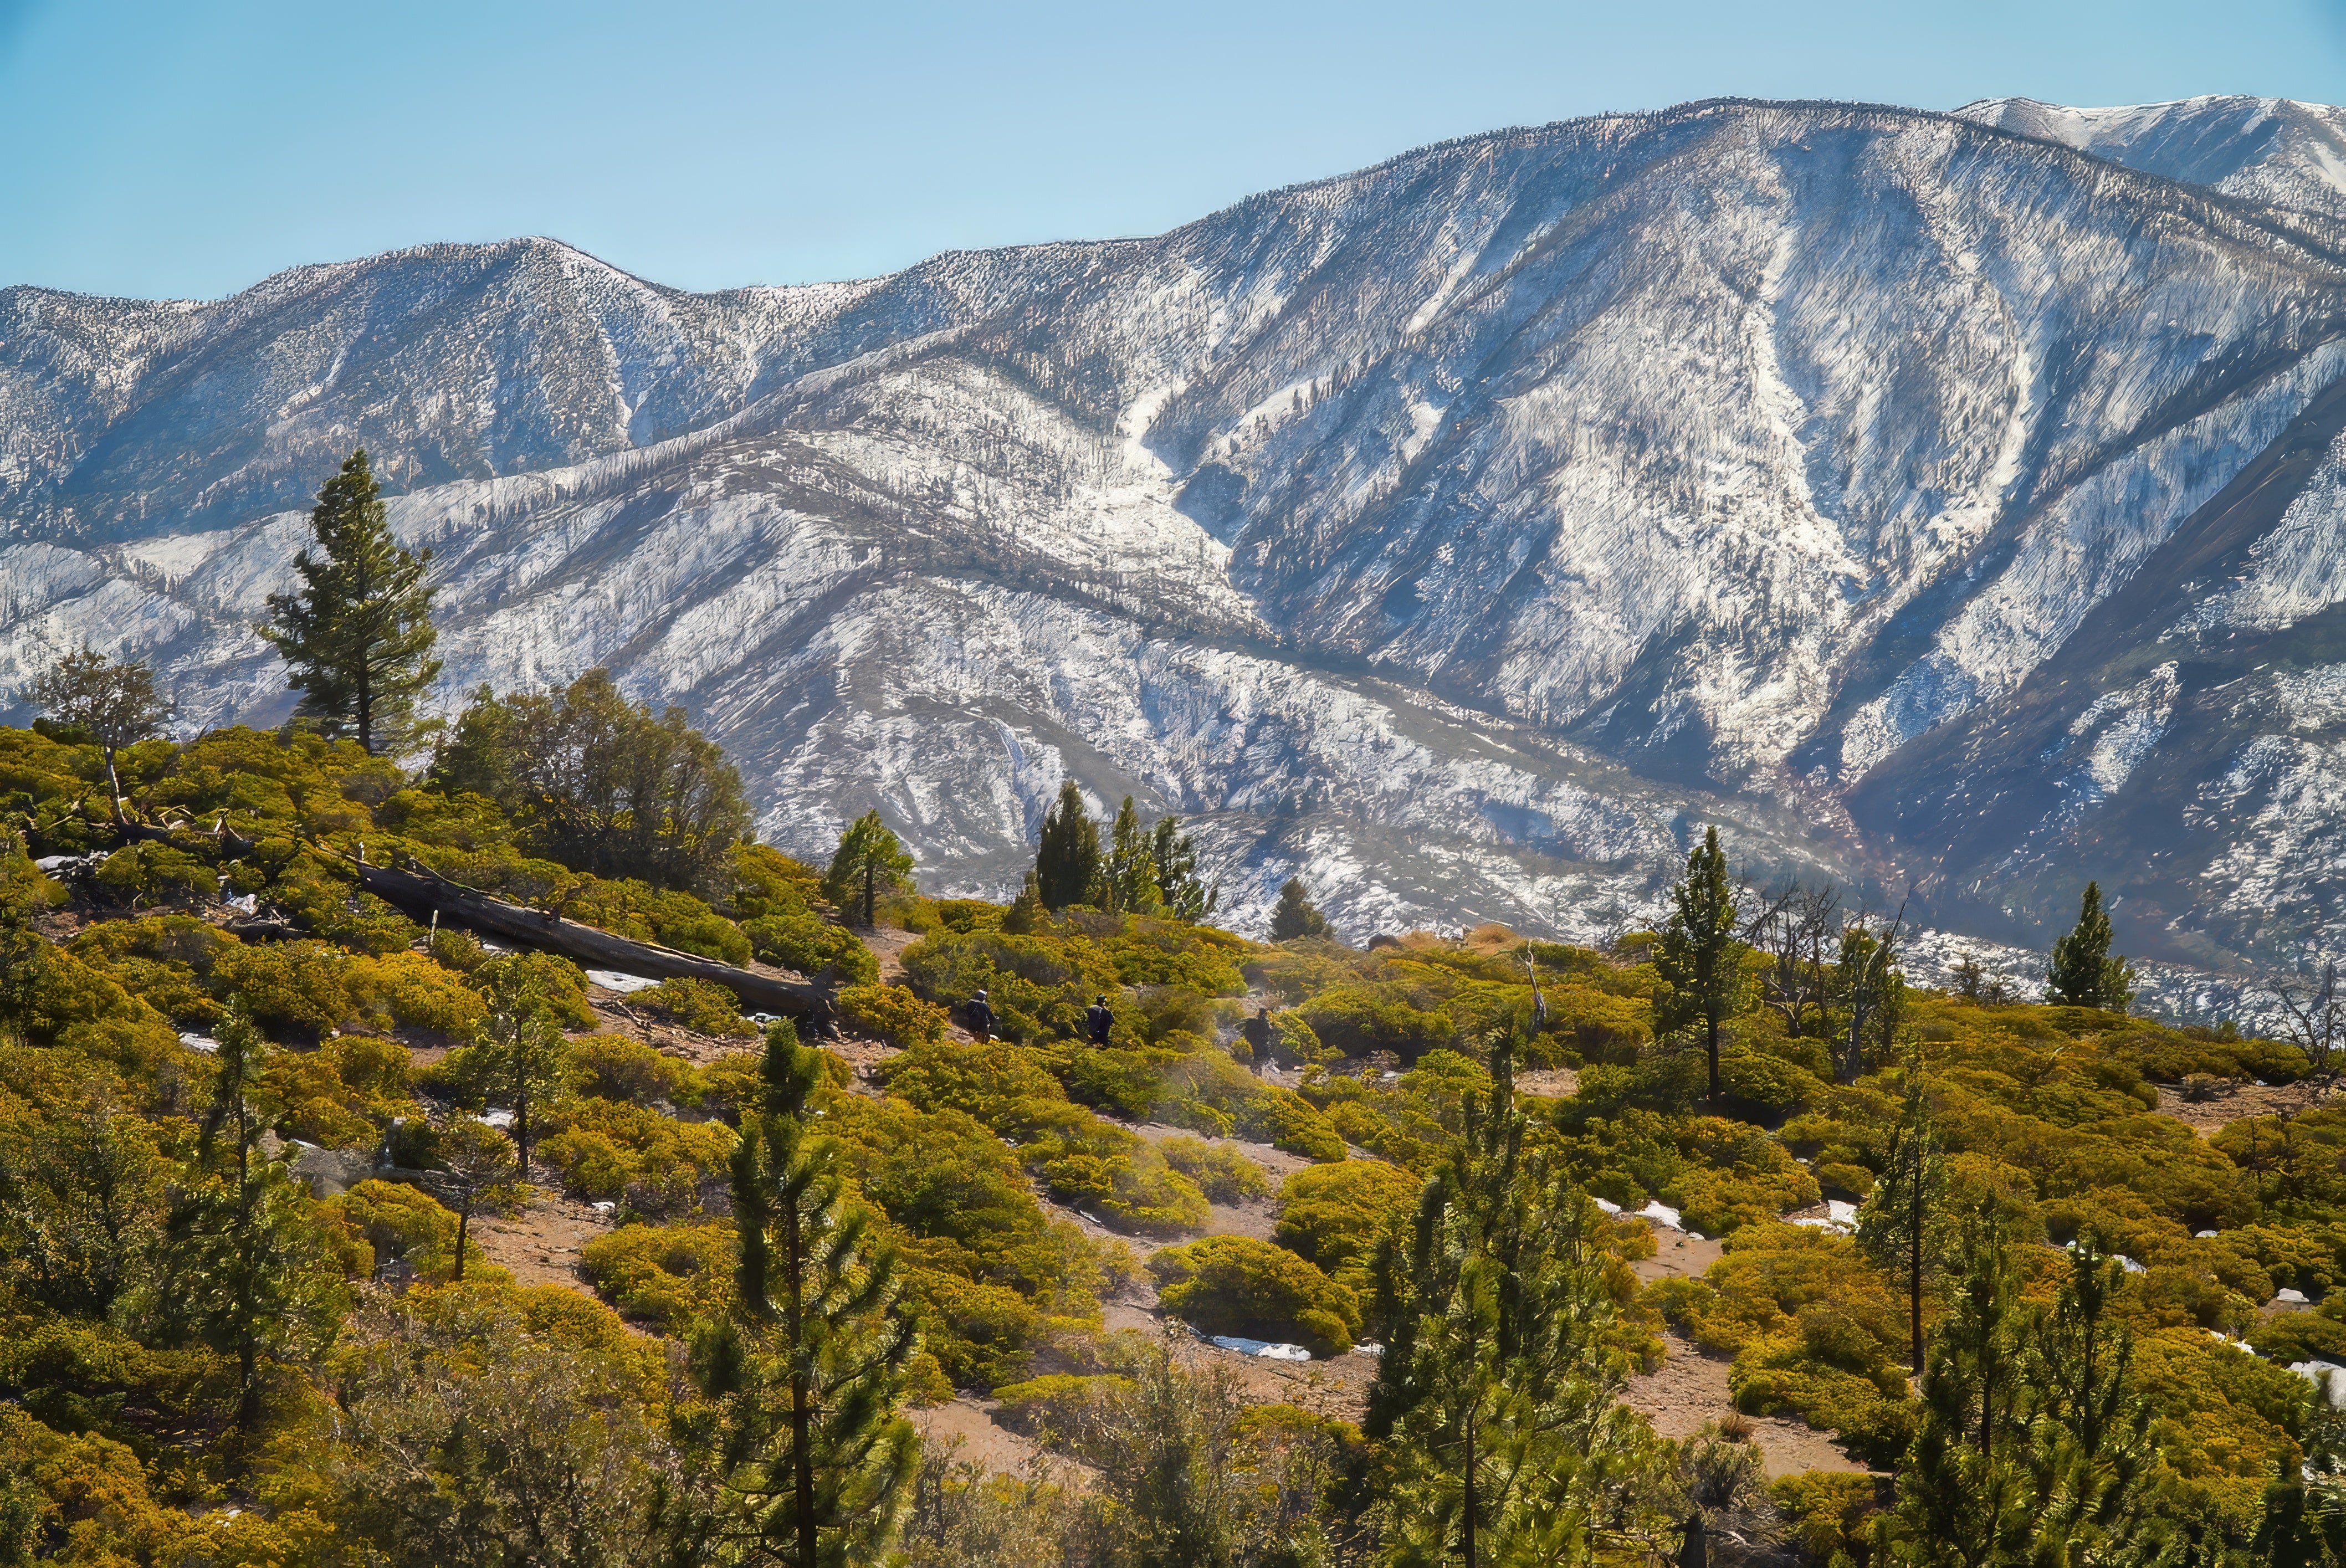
left=966, top=989, right=995, bottom=1045
left=1240, top=1006, right=1273, bottom=1063
left=1084, top=995, right=1114, bottom=1047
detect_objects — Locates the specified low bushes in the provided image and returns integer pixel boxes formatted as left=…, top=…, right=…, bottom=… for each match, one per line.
left=1273, top=1159, right=1423, bottom=1297
left=839, top=983, right=950, bottom=1047
left=1148, top=1234, right=1360, bottom=1357
left=1155, top=1135, right=1269, bottom=1204
left=580, top=1221, right=733, bottom=1333
left=537, top=1099, right=737, bottom=1213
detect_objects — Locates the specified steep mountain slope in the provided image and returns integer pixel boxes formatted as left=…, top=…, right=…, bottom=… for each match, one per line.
left=1957, top=95, right=2346, bottom=218
left=7, top=96, right=2346, bottom=980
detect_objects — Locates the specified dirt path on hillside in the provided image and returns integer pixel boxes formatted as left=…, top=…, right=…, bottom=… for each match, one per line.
left=1625, top=1330, right=1868, bottom=1479
left=2157, top=1079, right=2330, bottom=1136
left=470, top=1191, right=613, bottom=1294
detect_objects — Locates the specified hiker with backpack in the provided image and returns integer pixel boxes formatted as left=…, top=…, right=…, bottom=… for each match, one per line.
left=966, top=988, right=995, bottom=1045
left=1084, top=993, right=1114, bottom=1047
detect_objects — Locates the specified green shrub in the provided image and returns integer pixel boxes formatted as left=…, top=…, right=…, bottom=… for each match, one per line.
left=580, top=1221, right=733, bottom=1333
left=839, top=983, right=950, bottom=1046
left=1148, top=1234, right=1360, bottom=1356
left=741, top=909, right=879, bottom=985
left=538, top=1099, right=737, bottom=1212
left=93, top=842, right=217, bottom=906
left=571, top=1033, right=696, bottom=1106
left=1155, top=1135, right=1269, bottom=1203
left=1274, top=1159, right=1423, bottom=1295
left=1095, top=1147, right=1212, bottom=1236
left=990, top=1372, right=1133, bottom=1434
left=322, top=1179, right=476, bottom=1282
left=1236, top=1086, right=1346, bottom=1162
left=1293, top=987, right=1455, bottom=1062
left=639, top=977, right=755, bottom=1038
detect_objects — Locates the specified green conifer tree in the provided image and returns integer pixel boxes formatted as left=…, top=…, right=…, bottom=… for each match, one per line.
left=1891, top=1196, right=2031, bottom=1568
left=1105, top=796, right=1165, bottom=916
left=1149, top=814, right=1219, bottom=922
left=2046, top=882, right=2135, bottom=1013
left=1656, top=827, right=1748, bottom=1104
left=685, top=1021, right=919, bottom=1568
left=259, top=449, right=442, bottom=755
left=1366, top=1033, right=1658, bottom=1565
left=154, top=1003, right=339, bottom=1433
left=429, top=1116, right=520, bottom=1284
left=470, top=955, right=573, bottom=1179
left=1034, top=781, right=1102, bottom=911
left=1269, top=877, right=1328, bottom=941
left=2026, top=1241, right=2168, bottom=1564
left=1857, top=1055, right=1944, bottom=1374
left=823, top=809, right=914, bottom=928
left=1001, top=872, right=1045, bottom=935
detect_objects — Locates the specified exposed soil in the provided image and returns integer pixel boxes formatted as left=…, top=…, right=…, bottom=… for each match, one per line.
left=909, top=1397, right=1060, bottom=1475
left=1623, top=1330, right=1868, bottom=1479
left=860, top=924, right=924, bottom=986
left=2157, top=1079, right=2330, bottom=1135
left=1634, top=1228, right=1726, bottom=1286
left=1513, top=1067, right=1580, bottom=1098
left=470, top=1191, right=615, bottom=1294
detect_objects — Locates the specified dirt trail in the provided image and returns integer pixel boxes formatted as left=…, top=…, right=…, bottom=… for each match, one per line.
left=470, top=1191, right=613, bottom=1294
left=910, top=1398, right=1060, bottom=1475
left=1624, top=1330, right=1868, bottom=1479
left=2157, top=1079, right=2328, bottom=1136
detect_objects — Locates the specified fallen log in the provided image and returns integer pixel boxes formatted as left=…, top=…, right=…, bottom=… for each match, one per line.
left=349, top=856, right=817, bottom=1017
left=107, top=821, right=817, bottom=1017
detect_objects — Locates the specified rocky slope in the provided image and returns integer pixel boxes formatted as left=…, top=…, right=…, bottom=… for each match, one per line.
left=7, top=96, right=2346, bottom=989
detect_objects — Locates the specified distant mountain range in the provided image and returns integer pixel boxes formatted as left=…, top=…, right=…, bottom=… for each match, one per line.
left=6, top=94, right=2346, bottom=986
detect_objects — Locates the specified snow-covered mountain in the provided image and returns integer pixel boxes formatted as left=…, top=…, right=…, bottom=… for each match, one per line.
left=7, top=96, right=2346, bottom=986
left=1956, top=95, right=2346, bottom=218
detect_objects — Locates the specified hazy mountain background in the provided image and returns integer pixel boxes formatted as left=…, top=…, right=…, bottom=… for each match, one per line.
left=7, top=94, right=2346, bottom=1008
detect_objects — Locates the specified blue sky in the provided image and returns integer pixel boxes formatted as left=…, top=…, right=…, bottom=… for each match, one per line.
left=3, top=0, right=2341, bottom=300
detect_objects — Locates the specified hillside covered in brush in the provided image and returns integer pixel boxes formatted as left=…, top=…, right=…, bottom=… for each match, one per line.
left=7, top=710, right=2346, bottom=1562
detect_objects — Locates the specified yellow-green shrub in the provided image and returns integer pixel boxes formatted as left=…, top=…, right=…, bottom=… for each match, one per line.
left=537, top=1098, right=737, bottom=1212
left=639, top=976, right=755, bottom=1038
left=571, top=1033, right=696, bottom=1106
left=1274, top=1159, right=1423, bottom=1297
left=1149, top=1234, right=1360, bottom=1356
left=579, top=1220, right=733, bottom=1333
left=840, top=983, right=950, bottom=1047
left=1155, top=1135, right=1269, bottom=1203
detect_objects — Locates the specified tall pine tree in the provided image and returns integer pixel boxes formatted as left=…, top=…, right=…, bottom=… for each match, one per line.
left=1150, top=814, right=1219, bottom=922
left=1891, top=1196, right=2031, bottom=1568
left=685, top=1020, right=919, bottom=1568
left=1366, top=1033, right=1657, bottom=1565
left=1034, top=781, right=1102, bottom=911
left=2026, top=1241, right=2168, bottom=1565
left=2046, top=882, right=2135, bottom=1013
left=1656, top=827, right=1748, bottom=1104
left=155, top=1003, right=339, bottom=1433
left=1104, top=796, right=1164, bottom=916
left=823, top=809, right=914, bottom=928
left=1857, top=1052, right=1944, bottom=1374
left=259, top=449, right=440, bottom=755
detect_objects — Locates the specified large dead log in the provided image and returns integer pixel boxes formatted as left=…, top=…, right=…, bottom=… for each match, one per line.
left=349, top=857, right=817, bottom=1016
left=110, top=821, right=817, bottom=1016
